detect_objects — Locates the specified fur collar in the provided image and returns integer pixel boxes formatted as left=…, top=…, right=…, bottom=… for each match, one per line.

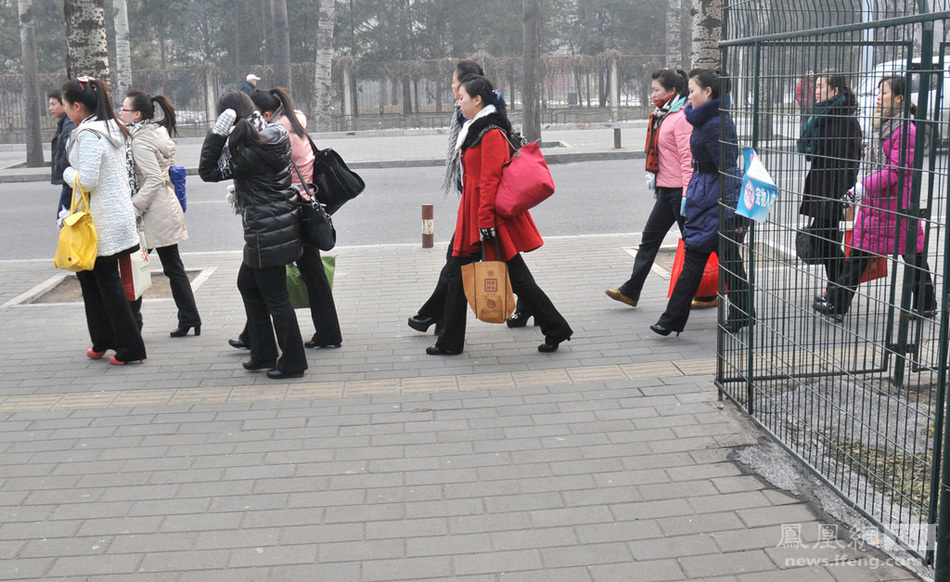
left=457, top=106, right=512, bottom=151
left=684, top=98, right=721, bottom=128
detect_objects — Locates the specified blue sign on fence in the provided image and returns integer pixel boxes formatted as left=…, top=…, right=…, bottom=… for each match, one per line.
left=736, top=148, right=778, bottom=222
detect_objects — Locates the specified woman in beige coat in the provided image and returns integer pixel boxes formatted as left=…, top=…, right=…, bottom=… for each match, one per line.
left=120, top=90, right=202, bottom=337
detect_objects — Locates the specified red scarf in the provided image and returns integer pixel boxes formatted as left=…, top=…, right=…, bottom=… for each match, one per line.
left=644, top=96, right=680, bottom=174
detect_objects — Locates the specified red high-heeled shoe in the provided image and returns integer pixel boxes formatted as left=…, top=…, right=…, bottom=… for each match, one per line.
left=86, top=348, right=106, bottom=360
left=110, top=356, right=144, bottom=366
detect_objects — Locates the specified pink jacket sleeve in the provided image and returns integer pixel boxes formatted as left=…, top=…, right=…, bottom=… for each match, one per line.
left=861, top=124, right=914, bottom=196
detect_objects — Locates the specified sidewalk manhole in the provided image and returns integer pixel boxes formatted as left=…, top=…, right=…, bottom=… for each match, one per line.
left=31, top=271, right=202, bottom=303
left=3, top=267, right=215, bottom=307
left=621, top=248, right=676, bottom=271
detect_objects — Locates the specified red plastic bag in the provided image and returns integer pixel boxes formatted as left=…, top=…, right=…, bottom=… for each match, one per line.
left=844, top=229, right=887, bottom=283
left=668, top=239, right=720, bottom=298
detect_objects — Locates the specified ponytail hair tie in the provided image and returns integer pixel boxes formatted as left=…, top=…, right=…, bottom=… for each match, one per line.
left=491, top=89, right=507, bottom=109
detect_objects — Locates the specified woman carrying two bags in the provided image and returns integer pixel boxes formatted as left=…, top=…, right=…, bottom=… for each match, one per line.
left=427, top=75, right=572, bottom=356
left=119, top=90, right=202, bottom=338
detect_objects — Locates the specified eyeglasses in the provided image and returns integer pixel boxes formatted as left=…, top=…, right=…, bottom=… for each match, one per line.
left=120, top=108, right=135, bottom=113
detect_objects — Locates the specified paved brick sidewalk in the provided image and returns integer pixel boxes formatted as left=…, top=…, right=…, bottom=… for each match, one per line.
left=0, top=234, right=924, bottom=580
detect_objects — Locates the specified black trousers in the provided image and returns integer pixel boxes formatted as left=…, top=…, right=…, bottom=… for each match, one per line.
left=417, top=234, right=454, bottom=321
left=236, top=263, right=308, bottom=373
left=76, top=252, right=147, bottom=362
left=296, top=244, right=342, bottom=345
left=619, top=187, right=685, bottom=301
left=155, top=244, right=201, bottom=328
left=436, top=251, right=572, bottom=353
left=808, top=215, right=846, bottom=283
left=657, top=221, right=752, bottom=332
left=827, top=249, right=935, bottom=315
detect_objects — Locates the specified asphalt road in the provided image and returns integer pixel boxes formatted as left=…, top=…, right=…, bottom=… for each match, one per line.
left=0, top=160, right=654, bottom=261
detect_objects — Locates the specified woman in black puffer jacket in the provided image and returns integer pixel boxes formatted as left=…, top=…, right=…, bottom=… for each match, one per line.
left=199, top=90, right=307, bottom=380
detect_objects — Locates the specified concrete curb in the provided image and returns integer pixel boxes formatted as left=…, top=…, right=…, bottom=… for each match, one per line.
left=0, top=150, right=645, bottom=182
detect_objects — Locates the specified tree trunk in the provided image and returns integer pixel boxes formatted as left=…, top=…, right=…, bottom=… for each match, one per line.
left=233, top=10, right=240, bottom=77
left=413, top=77, right=420, bottom=114
left=312, top=0, right=335, bottom=130
left=666, top=0, right=683, bottom=68
left=270, top=0, right=291, bottom=91
left=18, top=0, right=44, bottom=167
left=112, top=0, right=132, bottom=100
left=64, top=0, right=110, bottom=78
left=690, top=0, right=723, bottom=68
left=402, top=77, right=412, bottom=114
left=522, top=0, right=541, bottom=142
left=260, top=0, right=269, bottom=67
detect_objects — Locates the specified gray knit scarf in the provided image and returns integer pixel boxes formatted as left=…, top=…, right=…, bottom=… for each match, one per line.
left=124, top=120, right=148, bottom=196
left=865, top=117, right=902, bottom=170
left=440, top=109, right=464, bottom=197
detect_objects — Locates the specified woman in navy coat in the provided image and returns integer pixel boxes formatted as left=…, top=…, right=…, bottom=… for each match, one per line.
left=651, top=69, right=752, bottom=336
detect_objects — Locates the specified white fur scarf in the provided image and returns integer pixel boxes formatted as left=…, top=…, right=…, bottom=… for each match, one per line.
left=455, top=104, right=497, bottom=152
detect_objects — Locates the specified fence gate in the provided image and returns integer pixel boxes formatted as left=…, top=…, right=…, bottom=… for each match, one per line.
left=719, top=0, right=950, bottom=568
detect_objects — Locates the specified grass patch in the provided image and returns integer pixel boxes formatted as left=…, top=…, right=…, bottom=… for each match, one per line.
left=835, top=436, right=932, bottom=512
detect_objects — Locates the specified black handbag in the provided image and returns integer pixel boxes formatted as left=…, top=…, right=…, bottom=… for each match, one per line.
left=307, top=136, right=365, bottom=215
left=795, top=226, right=822, bottom=265
left=291, top=159, right=336, bottom=251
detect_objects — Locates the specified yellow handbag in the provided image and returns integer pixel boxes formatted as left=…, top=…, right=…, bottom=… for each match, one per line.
left=54, top=176, right=98, bottom=272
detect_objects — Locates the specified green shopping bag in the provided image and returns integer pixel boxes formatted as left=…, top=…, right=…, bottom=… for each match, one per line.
left=286, top=256, right=335, bottom=309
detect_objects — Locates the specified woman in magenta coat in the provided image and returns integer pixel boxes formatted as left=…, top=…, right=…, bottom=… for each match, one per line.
left=814, top=76, right=935, bottom=320
left=426, top=75, right=572, bottom=356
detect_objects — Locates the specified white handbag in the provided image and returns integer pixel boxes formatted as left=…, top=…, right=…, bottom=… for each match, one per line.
left=119, top=232, right=152, bottom=301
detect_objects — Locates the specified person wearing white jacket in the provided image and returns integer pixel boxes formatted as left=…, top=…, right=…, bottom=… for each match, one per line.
left=61, top=77, right=146, bottom=365
left=120, top=90, right=201, bottom=338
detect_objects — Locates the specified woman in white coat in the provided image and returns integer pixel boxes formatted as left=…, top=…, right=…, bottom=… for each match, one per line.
left=120, top=90, right=202, bottom=337
left=61, top=77, right=146, bottom=365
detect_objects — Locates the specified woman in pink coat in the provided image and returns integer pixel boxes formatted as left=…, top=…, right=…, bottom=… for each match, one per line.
left=813, top=76, right=935, bottom=321
left=606, top=68, right=691, bottom=309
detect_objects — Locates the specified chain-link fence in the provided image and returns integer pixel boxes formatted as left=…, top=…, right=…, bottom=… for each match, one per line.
left=719, top=0, right=950, bottom=566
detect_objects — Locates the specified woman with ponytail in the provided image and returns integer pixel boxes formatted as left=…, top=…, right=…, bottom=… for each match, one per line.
left=198, top=90, right=308, bottom=380
left=60, top=77, right=147, bottom=365
left=650, top=68, right=751, bottom=336
left=426, top=75, right=573, bottom=356
left=249, top=87, right=342, bottom=350
left=606, top=68, right=692, bottom=309
left=119, top=90, right=202, bottom=338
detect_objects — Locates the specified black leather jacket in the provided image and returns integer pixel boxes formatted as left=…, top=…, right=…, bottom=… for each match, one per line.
left=51, top=114, right=76, bottom=185
left=199, top=123, right=302, bottom=268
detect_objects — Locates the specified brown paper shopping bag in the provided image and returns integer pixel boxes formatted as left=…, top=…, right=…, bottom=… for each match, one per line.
left=461, top=240, right=516, bottom=324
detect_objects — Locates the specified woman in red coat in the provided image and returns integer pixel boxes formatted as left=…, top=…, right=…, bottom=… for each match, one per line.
left=427, top=76, right=573, bottom=355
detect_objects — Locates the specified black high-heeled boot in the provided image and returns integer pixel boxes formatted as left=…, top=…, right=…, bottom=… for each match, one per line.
left=506, top=311, right=535, bottom=328
left=538, top=334, right=571, bottom=353
left=170, top=324, right=201, bottom=338
left=650, top=323, right=681, bottom=337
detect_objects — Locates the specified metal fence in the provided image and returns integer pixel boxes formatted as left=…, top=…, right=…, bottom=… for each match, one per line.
left=719, top=0, right=950, bottom=567
left=0, top=52, right=660, bottom=143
